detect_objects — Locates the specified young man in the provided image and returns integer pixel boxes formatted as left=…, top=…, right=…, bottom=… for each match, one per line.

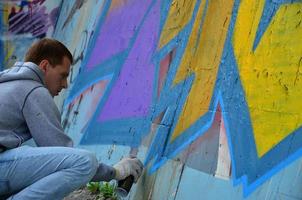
left=0, top=38, right=143, bottom=200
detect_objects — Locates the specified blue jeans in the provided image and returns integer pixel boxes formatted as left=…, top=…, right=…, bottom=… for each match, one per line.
left=0, top=146, right=98, bottom=200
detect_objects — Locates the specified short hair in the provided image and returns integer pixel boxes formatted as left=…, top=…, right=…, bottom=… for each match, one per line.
left=25, top=38, right=73, bottom=66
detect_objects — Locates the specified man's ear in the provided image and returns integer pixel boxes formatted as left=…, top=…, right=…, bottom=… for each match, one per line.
left=39, top=59, right=50, bottom=73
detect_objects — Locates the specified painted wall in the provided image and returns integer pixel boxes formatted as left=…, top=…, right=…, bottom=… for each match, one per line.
left=0, top=0, right=62, bottom=70
left=1, top=0, right=302, bottom=199
left=56, top=0, right=302, bottom=199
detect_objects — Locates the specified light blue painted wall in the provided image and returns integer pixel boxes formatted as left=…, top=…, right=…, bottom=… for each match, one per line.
left=53, top=0, right=302, bottom=199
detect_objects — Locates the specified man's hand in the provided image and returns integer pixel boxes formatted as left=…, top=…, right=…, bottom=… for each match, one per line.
left=113, top=157, right=143, bottom=182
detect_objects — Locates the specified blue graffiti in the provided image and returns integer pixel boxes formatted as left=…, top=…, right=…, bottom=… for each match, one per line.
left=65, top=0, right=302, bottom=197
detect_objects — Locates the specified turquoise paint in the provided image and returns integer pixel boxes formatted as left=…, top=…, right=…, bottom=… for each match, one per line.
left=59, top=0, right=302, bottom=197
left=175, top=157, right=302, bottom=199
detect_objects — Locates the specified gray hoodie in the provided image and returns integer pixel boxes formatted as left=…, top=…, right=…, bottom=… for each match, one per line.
left=0, top=62, right=73, bottom=150
left=0, top=62, right=116, bottom=181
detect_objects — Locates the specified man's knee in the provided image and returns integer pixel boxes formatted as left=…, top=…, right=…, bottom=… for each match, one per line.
left=70, top=149, right=98, bottom=182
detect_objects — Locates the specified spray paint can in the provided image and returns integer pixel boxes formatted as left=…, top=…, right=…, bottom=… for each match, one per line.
left=115, top=175, right=134, bottom=197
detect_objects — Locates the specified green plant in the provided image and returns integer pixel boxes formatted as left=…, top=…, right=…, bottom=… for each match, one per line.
left=99, top=182, right=119, bottom=200
left=86, top=181, right=120, bottom=200
left=87, top=182, right=101, bottom=194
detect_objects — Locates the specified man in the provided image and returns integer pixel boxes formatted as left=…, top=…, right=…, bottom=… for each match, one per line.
left=0, top=38, right=143, bottom=200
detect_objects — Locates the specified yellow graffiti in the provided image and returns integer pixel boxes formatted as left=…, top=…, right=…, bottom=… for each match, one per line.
left=233, top=1, right=302, bottom=157
left=158, top=0, right=197, bottom=49
left=3, top=4, right=14, bottom=65
left=171, top=0, right=234, bottom=140
left=4, top=42, right=14, bottom=66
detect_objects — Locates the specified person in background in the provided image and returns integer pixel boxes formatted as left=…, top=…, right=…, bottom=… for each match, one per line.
left=0, top=38, right=143, bottom=200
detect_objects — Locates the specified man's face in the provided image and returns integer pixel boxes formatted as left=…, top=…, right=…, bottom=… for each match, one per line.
left=44, top=56, right=71, bottom=97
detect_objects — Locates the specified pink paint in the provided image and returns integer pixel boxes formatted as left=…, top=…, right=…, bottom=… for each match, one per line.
left=157, top=49, right=175, bottom=98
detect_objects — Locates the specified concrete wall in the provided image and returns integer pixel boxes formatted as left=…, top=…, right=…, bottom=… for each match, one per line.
left=1, top=0, right=302, bottom=199
left=56, top=0, right=302, bottom=199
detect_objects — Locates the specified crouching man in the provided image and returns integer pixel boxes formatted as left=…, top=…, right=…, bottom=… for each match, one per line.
left=0, top=38, right=143, bottom=200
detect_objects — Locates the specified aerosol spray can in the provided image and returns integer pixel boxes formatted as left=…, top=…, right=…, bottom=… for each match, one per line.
left=115, top=175, right=134, bottom=197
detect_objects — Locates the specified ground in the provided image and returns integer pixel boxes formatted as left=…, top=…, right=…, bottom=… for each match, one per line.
left=64, top=187, right=99, bottom=200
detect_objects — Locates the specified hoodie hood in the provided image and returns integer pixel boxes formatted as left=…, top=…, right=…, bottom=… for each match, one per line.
left=0, top=62, right=45, bottom=84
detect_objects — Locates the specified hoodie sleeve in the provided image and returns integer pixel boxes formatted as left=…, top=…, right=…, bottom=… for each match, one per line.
left=22, top=86, right=73, bottom=147
left=91, top=163, right=116, bottom=182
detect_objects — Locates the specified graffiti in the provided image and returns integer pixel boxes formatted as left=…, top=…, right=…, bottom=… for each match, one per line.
left=65, top=0, right=159, bottom=146
left=233, top=0, right=302, bottom=157
left=69, top=30, right=90, bottom=84
left=225, top=0, right=302, bottom=195
left=64, top=0, right=302, bottom=197
left=62, top=0, right=87, bottom=29
left=7, top=0, right=57, bottom=38
left=0, top=0, right=61, bottom=69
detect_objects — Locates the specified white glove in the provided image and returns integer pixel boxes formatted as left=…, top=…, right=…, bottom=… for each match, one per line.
left=113, top=157, right=143, bottom=182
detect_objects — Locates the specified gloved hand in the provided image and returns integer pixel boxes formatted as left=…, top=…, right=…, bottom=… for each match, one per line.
left=113, top=157, right=143, bottom=182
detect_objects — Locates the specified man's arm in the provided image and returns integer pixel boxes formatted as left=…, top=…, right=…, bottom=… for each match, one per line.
left=22, top=86, right=73, bottom=147
left=22, top=86, right=144, bottom=182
